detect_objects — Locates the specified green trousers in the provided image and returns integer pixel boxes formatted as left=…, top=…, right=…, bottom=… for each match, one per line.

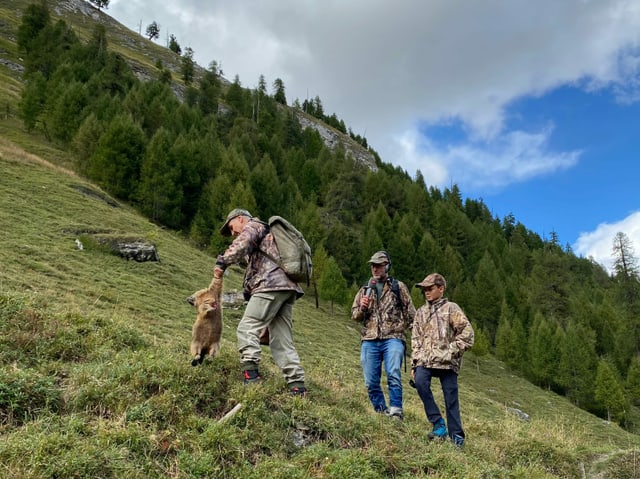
left=238, top=290, right=305, bottom=386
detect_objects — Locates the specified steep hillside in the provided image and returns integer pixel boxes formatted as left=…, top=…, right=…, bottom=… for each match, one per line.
left=0, top=0, right=376, bottom=170
left=1, top=134, right=639, bottom=478
left=1, top=1, right=640, bottom=477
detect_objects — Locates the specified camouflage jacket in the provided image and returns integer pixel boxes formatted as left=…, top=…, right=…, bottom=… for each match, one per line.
left=216, top=218, right=304, bottom=298
left=411, top=298, right=474, bottom=373
left=351, top=278, right=416, bottom=341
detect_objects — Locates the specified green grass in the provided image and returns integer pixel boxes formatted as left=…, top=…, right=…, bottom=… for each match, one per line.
left=1, top=133, right=640, bottom=479
left=1, top=1, right=639, bottom=476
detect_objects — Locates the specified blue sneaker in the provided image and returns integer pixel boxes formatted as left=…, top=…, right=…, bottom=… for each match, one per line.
left=427, top=418, right=447, bottom=440
left=453, top=434, right=465, bottom=448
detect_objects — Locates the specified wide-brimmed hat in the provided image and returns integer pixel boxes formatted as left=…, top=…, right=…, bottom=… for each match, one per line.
left=415, top=273, right=446, bottom=289
left=219, top=208, right=252, bottom=236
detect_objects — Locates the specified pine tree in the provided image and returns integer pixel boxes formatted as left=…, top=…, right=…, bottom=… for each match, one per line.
left=17, top=0, right=50, bottom=54
left=595, top=359, right=627, bottom=423
left=273, top=78, right=286, bottom=105
left=318, top=256, right=348, bottom=317
left=181, top=47, right=195, bottom=85
left=73, top=113, right=103, bottom=175
left=168, top=34, right=181, bottom=55
left=626, top=356, right=640, bottom=406
left=249, top=156, right=281, bottom=219
left=557, top=322, right=597, bottom=408
left=137, top=127, right=182, bottom=227
left=527, top=312, right=561, bottom=389
left=145, top=21, right=160, bottom=41
left=88, top=113, right=146, bottom=200
left=611, top=231, right=640, bottom=359
left=612, top=231, right=639, bottom=279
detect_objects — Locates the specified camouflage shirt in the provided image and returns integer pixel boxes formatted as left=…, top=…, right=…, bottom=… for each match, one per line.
left=216, top=218, right=304, bottom=297
left=411, top=297, right=474, bottom=373
left=351, top=278, right=416, bottom=341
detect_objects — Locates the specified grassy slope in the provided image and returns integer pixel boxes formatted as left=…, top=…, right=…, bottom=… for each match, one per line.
left=1, top=132, right=639, bottom=479
left=0, top=1, right=639, bottom=477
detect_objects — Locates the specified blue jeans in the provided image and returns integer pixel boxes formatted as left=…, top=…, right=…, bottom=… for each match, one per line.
left=360, top=339, right=405, bottom=411
left=414, top=366, right=464, bottom=440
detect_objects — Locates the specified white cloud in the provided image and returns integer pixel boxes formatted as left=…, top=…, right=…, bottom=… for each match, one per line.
left=574, top=211, right=640, bottom=272
left=394, top=124, right=581, bottom=191
left=109, top=1, right=640, bottom=128
left=107, top=0, right=640, bottom=246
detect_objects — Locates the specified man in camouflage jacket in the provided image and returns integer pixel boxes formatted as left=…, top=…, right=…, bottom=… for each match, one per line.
left=213, top=209, right=306, bottom=396
left=351, top=251, right=416, bottom=419
left=411, top=273, right=474, bottom=447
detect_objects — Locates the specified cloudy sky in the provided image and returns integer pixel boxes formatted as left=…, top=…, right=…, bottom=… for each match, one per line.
left=107, top=0, right=640, bottom=272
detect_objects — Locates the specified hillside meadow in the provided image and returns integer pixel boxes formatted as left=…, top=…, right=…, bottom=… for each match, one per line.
left=1, top=136, right=639, bottom=478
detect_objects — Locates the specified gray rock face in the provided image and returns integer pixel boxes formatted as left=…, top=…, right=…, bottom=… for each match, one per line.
left=297, top=115, right=377, bottom=172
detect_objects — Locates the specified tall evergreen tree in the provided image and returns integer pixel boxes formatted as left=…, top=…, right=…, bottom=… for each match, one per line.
left=17, top=0, right=50, bottom=54
left=495, top=301, right=527, bottom=370
left=273, top=78, right=287, bottom=105
left=595, top=359, right=628, bottom=423
left=168, top=34, right=181, bottom=55
left=318, top=256, right=348, bottom=316
left=145, top=21, right=160, bottom=41
left=527, top=312, right=561, bottom=389
left=557, top=322, right=598, bottom=409
left=88, top=113, right=146, bottom=200
left=249, top=156, right=281, bottom=219
left=181, top=47, right=195, bottom=85
left=626, top=356, right=640, bottom=406
left=137, top=127, right=182, bottom=227
left=612, top=231, right=639, bottom=279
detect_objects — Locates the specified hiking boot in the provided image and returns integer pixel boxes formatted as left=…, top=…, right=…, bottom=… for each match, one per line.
left=453, top=434, right=465, bottom=448
left=290, top=386, right=307, bottom=397
left=385, top=406, right=404, bottom=420
left=242, top=369, right=263, bottom=385
left=427, top=418, right=447, bottom=440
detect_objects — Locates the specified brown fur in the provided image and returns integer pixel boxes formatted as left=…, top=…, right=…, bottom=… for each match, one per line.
left=187, top=278, right=223, bottom=366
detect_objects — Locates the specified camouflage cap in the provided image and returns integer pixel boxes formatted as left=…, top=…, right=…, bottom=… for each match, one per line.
left=368, top=251, right=390, bottom=265
left=415, top=273, right=446, bottom=289
left=219, top=208, right=252, bottom=236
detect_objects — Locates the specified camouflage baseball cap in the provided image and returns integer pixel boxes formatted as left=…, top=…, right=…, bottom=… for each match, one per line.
left=219, top=208, right=252, bottom=236
left=415, top=273, right=446, bottom=289
left=368, top=251, right=390, bottom=265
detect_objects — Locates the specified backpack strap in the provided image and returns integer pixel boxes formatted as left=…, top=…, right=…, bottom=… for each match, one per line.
left=254, top=221, right=281, bottom=266
left=389, top=277, right=409, bottom=372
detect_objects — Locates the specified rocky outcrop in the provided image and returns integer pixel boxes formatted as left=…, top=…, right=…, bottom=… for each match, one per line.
left=296, top=114, right=377, bottom=172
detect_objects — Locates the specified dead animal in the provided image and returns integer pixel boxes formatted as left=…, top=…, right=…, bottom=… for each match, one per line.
left=187, top=279, right=223, bottom=366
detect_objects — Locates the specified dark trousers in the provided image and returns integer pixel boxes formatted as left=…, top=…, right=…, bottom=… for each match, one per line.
left=414, top=366, right=464, bottom=439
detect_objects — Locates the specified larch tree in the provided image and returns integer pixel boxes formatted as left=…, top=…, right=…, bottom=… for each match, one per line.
left=145, top=21, right=160, bottom=41
left=626, top=356, right=640, bottom=406
left=137, top=127, right=182, bottom=228
left=557, top=321, right=598, bottom=409
left=169, top=34, right=181, bottom=55
left=595, top=359, right=627, bottom=423
left=273, top=78, right=287, bottom=105
left=181, top=47, right=195, bottom=85
left=88, top=0, right=110, bottom=9
left=318, top=256, right=348, bottom=317
left=612, top=231, right=639, bottom=279
left=611, top=232, right=640, bottom=359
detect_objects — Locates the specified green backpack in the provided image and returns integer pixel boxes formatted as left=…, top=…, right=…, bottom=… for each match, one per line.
left=260, top=216, right=313, bottom=285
